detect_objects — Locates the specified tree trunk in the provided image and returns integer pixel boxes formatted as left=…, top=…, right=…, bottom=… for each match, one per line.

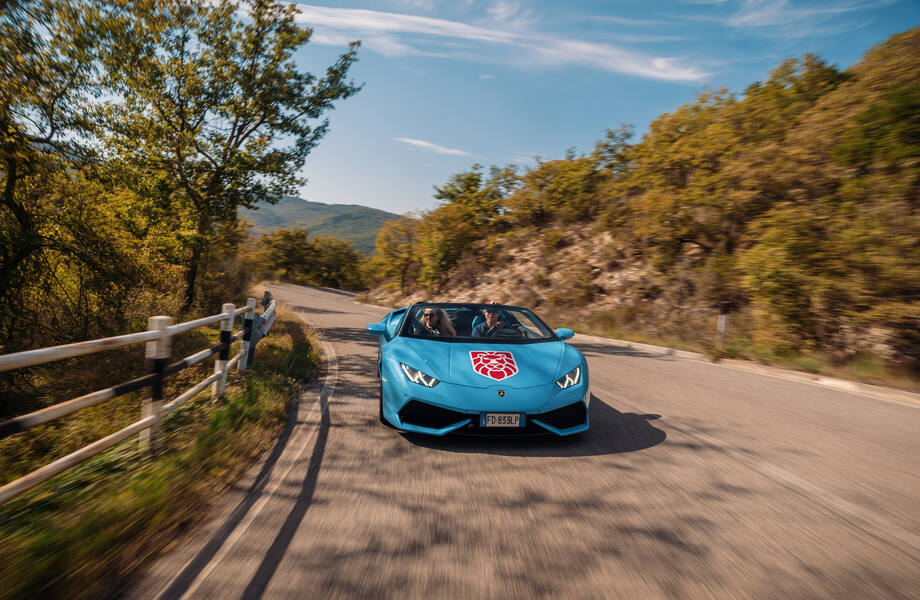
left=0, top=158, right=36, bottom=294
left=181, top=216, right=209, bottom=314
left=181, top=244, right=201, bottom=314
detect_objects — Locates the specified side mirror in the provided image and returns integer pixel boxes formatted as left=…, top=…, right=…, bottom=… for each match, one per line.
left=555, top=328, right=574, bottom=340
left=367, top=323, right=386, bottom=336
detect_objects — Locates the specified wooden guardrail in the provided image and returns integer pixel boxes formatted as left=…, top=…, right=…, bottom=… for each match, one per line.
left=0, top=293, right=278, bottom=505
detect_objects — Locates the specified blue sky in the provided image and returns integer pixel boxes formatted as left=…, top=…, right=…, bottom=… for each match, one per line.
left=286, top=0, right=918, bottom=215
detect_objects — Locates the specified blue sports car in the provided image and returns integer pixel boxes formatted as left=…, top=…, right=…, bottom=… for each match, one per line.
left=366, top=302, right=589, bottom=436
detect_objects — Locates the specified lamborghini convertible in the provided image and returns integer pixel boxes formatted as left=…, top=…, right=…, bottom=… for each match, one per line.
left=366, top=302, right=589, bottom=436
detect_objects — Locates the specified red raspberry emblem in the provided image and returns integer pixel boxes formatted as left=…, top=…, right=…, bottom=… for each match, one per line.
left=470, top=351, right=518, bottom=381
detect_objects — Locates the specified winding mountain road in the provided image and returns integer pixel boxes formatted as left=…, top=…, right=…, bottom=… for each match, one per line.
left=127, top=284, right=920, bottom=599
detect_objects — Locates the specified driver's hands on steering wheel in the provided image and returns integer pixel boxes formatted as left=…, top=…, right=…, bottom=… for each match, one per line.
left=486, top=322, right=522, bottom=338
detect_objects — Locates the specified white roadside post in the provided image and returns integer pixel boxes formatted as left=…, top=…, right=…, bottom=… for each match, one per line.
left=717, top=301, right=731, bottom=350
left=212, top=303, right=236, bottom=399
left=238, top=297, right=257, bottom=371
left=141, top=316, right=173, bottom=455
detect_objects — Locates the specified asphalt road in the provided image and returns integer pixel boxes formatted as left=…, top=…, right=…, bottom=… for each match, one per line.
left=126, top=284, right=920, bottom=599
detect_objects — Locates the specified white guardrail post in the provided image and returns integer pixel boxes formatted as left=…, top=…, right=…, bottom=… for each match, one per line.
left=0, top=298, right=281, bottom=505
left=238, top=297, right=257, bottom=371
left=140, top=316, right=172, bottom=455
left=212, top=303, right=236, bottom=399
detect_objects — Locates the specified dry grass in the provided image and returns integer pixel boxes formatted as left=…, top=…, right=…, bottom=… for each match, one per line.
left=0, top=308, right=319, bottom=600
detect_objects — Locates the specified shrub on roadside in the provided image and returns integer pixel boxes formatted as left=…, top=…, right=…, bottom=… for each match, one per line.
left=0, top=310, right=318, bottom=600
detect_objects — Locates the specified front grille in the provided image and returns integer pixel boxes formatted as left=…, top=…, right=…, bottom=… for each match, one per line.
left=534, top=401, right=587, bottom=430
left=398, top=400, right=469, bottom=429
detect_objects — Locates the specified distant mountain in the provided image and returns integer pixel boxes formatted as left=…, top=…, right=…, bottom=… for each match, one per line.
left=241, top=196, right=398, bottom=254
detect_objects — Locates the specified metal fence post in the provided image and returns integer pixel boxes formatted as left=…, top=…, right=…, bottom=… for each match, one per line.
left=212, top=303, right=236, bottom=400
left=238, top=297, right=257, bottom=371
left=141, top=315, right=172, bottom=455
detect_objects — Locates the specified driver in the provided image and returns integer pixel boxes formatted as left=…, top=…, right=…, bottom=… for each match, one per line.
left=472, top=304, right=510, bottom=337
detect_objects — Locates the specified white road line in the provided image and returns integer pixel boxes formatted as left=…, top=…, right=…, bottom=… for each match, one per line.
left=153, top=339, right=338, bottom=600
left=575, top=333, right=920, bottom=410
left=696, top=360, right=920, bottom=409
left=607, top=392, right=920, bottom=557
left=267, top=284, right=386, bottom=318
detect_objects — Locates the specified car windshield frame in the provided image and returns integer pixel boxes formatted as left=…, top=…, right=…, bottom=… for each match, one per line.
left=398, top=302, right=560, bottom=344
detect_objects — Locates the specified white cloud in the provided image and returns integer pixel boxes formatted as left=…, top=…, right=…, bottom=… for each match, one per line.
left=480, top=73, right=496, bottom=79
left=608, top=33, right=686, bottom=43
left=580, top=15, right=670, bottom=27
left=395, top=137, right=471, bottom=155
left=525, top=38, right=705, bottom=81
left=485, top=0, right=539, bottom=29
left=293, top=4, right=709, bottom=82
left=728, top=0, right=855, bottom=27
left=390, top=0, right=436, bottom=10
left=720, top=0, right=897, bottom=36
left=294, top=5, right=518, bottom=45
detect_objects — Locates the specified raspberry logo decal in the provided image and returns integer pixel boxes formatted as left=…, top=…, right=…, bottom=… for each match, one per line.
left=470, top=351, right=518, bottom=381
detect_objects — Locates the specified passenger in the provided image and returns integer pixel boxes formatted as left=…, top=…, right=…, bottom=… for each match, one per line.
left=471, top=304, right=510, bottom=337
left=413, top=307, right=457, bottom=337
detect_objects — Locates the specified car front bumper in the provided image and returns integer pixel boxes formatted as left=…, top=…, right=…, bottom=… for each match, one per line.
left=382, top=375, right=590, bottom=436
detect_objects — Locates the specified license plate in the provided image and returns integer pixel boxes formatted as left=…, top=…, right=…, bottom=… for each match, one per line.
left=480, top=413, right=524, bottom=427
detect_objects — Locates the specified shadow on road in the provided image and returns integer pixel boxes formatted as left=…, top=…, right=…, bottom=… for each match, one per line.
left=154, top=359, right=332, bottom=600
left=240, top=394, right=330, bottom=600
left=154, top=393, right=310, bottom=600
left=290, top=305, right=347, bottom=315
left=403, top=395, right=666, bottom=458
left=313, top=325, right=380, bottom=350
left=269, top=283, right=356, bottom=298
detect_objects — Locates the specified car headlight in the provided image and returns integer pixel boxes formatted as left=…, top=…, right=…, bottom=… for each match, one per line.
left=555, top=366, right=581, bottom=389
left=400, top=363, right=440, bottom=387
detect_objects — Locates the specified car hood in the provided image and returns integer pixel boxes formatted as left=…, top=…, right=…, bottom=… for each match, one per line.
left=394, top=338, right=572, bottom=389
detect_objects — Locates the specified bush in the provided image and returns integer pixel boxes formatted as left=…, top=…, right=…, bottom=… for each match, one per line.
left=0, top=309, right=318, bottom=600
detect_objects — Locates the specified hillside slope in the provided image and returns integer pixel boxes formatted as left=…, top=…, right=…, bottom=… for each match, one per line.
left=361, top=226, right=657, bottom=333
left=241, top=196, right=397, bottom=254
left=359, top=28, right=920, bottom=387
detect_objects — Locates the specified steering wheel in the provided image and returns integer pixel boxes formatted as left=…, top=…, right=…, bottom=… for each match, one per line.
left=487, top=325, right=523, bottom=339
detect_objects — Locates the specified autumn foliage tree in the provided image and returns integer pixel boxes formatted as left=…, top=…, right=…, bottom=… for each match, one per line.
left=371, top=215, right=421, bottom=296
left=416, top=165, right=517, bottom=289
left=101, top=0, right=361, bottom=312
left=255, top=227, right=366, bottom=290
left=0, top=0, right=153, bottom=352
left=370, top=28, right=920, bottom=371
left=1, top=0, right=362, bottom=359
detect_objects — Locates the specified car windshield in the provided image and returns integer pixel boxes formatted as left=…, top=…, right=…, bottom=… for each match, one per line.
left=401, top=303, right=557, bottom=342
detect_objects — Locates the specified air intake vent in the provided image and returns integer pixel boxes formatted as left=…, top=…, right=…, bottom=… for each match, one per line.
left=398, top=400, right=469, bottom=429
left=535, top=401, right=587, bottom=429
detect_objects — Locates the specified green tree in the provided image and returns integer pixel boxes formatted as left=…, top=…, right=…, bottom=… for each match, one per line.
left=505, top=156, right=602, bottom=226
left=258, top=227, right=365, bottom=289
left=592, top=124, right=634, bottom=175
left=102, top=0, right=361, bottom=312
left=623, top=89, right=739, bottom=262
left=372, top=215, right=421, bottom=296
left=417, top=165, right=516, bottom=288
left=307, top=236, right=366, bottom=290
left=739, top=30, right=920, bottom=358
left=0, top=0, right=104, bottom=344
left=261, top=227, right=316, bottom=281
left=732, top=54, right=847, bottom=145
